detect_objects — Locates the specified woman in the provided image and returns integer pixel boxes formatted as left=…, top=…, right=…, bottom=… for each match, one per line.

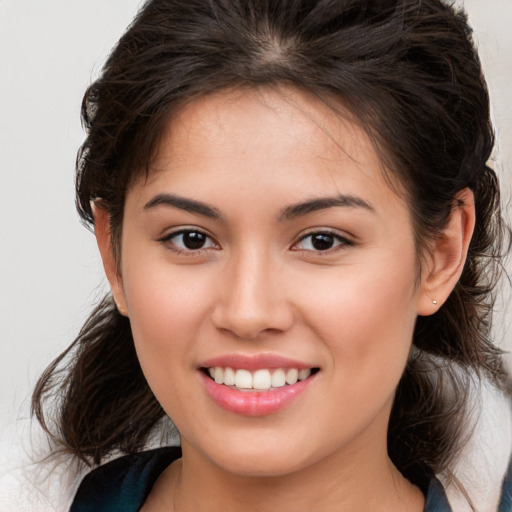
left=32, top=0, right=511, bottom=510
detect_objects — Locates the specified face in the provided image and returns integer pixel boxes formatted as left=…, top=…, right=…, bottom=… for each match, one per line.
left=112, top=87, right=427, bottom=477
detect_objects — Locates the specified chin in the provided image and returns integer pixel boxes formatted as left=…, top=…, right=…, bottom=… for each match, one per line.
left=216, top=452, right=307, bottom=479
left=192, top=429, right=324, bottom=479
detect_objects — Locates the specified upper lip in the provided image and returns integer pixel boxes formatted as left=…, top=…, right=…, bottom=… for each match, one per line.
left=199, top=353, right=317, bottom=371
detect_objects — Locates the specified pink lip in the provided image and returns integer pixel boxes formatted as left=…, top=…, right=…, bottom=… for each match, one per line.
left=199, top=371, right=317, bottom=417
left=199, top=353, right=313, bottom=371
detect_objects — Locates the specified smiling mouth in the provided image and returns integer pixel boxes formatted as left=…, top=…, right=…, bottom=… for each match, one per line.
left=202, top=367, right=320, bottom=392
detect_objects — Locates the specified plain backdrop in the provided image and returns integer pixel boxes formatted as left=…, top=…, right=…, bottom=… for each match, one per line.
left=0, top=0, right=511, bottom=508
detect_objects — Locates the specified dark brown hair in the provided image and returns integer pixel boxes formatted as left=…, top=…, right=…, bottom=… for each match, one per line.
left=33, top=0, right=509, bottom=493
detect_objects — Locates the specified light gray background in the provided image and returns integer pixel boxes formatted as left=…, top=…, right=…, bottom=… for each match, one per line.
left=0, top=0, right=511, bottom=486
left=0, top=0, right=143, bottom=431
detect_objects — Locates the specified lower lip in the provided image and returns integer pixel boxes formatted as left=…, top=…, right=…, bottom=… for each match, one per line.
left=200, top=372, right=315, bottom=416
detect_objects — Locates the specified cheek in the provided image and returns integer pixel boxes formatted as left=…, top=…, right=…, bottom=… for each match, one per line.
left=120, top=247, right=215, bottom=374
left=120, top=261, right=213, bottom=422
left=295, top=252, right=419, bottom=390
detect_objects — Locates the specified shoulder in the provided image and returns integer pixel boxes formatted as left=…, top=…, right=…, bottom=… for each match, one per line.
left=70, top=446, right=181, bottom=512
left=424, top=457, right=512, bottom=512
left=425, top=478, right=452, bottom=512
left=499, top=458, right=512, bottom=512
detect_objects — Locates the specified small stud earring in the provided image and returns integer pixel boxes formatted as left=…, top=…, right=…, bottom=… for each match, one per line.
left=432, top=300, right=438, bottom=305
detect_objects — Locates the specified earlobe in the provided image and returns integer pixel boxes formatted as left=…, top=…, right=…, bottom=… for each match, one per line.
left=417, top=188, right=475, bottom=316
left=93, top=203, right=128, bottom=316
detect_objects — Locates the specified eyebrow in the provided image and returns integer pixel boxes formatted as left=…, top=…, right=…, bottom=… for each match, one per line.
left=279, top=195, right=375, bottom=221
left=144, top=193, right=222, bottom=219
left=143, top=192, right=374, bottom=221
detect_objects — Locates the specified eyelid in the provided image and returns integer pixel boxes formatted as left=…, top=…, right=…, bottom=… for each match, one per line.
left=291, top=229, right=354, bottom=252
left=157, top=227, right=220, bottom=253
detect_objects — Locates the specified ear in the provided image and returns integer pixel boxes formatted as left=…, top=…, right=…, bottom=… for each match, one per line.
left=93, top=203, right=128, bottom=316
left=417, top=188, right=475, bottom=316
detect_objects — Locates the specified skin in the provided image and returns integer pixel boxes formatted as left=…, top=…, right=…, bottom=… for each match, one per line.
left=95, top=86, right=475, bottom=511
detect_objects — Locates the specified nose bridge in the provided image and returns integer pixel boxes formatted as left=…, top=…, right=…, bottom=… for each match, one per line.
left=212, top=244, right=292, bottom=339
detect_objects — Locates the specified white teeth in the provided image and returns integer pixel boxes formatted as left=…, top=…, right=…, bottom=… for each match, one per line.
left=285, top=368, right=299, bottom=385
left=298, top=368, right=311, bottom=381
left=214, top=366, right=224, bottom=384
left=253, top=369, right=272, bottom=390
left=224, top=367, right=236, bottom=386
left=271, top=368, right=286, bottom=388
left=207, top=366, right=313, bottom=390
left=235, top=369, right=252, bottom=389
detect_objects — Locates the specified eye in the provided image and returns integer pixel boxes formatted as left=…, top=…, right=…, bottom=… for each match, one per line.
left=293, top=231, right=352, bottom=252
left=160, top=229, right=218, bottom=252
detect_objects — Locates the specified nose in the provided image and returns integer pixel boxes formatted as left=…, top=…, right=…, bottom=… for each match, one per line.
left=211, top=249, right=294, bottom=340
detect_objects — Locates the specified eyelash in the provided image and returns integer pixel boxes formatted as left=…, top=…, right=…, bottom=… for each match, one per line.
left=292, top=230, right=354, bottom=254
left=158, top=229, right=219, bottom=255
left=158, top=229, right=354, bottom=256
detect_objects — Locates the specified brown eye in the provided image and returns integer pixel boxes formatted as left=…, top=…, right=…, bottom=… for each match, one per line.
left=162, top=230, right=217, bottom=252
left=310, top=234, right=335, bottom=251
left=181, top=231, right=208, bottom=249
left=294, top=231, right=352, bottom=252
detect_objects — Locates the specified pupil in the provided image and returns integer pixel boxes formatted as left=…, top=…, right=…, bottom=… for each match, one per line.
left=183, top=232, right=206, bottom=249
left=312, top=234, right=334, bottom=251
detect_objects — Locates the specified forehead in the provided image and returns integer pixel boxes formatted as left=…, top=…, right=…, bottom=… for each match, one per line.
left=134, top=86, right=407, bottom=216
left=155, top=87, right=374, bottom=168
